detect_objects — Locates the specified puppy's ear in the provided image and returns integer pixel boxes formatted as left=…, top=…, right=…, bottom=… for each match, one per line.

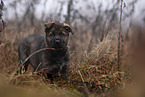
left=44, top=22, right=55, bottom=32
left=62, top=23, right=74, bottom=34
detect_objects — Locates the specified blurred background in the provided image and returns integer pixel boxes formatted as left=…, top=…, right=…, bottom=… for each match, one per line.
left=0, top=0, right=145, bottom=97
left=1, top=0, right=145, bottom=57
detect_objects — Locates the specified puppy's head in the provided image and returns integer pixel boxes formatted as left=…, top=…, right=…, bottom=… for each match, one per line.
left=44, top=22, right=73, bottom=48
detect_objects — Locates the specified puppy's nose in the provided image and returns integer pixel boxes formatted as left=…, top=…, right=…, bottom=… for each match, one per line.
left=55, top=39, right=60, bottom=43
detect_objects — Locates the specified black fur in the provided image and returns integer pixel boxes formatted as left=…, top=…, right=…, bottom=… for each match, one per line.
left=18, top=23, right=72, bottom=78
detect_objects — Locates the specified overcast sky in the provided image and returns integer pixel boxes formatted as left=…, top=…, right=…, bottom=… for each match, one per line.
left=3, top=0, right=145, bottom=24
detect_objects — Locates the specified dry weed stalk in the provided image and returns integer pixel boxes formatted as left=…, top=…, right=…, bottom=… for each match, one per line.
left=118, top=0, right=123, bottom=71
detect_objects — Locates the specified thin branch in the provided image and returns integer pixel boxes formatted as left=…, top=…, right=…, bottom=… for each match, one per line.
left=118, top=0, right=123, bottom=71
left=0, top=51, right=10, bottom=65
left=19, top=48, right=55, bottom=67
left=78, top=70, right=85, bottom=82
left=78, top=69, right=90, bottom=95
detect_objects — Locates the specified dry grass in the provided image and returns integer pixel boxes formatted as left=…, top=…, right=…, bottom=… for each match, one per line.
left=1, top=23, right=145, bottom=97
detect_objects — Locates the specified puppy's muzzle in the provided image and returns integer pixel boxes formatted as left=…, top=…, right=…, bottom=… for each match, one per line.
left=52, top=38, right=63, bottom=48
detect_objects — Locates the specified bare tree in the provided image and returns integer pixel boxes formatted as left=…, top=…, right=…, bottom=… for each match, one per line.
left=0, top=0, right=6, bottom=30
left=65, top=0, right=73, bottom=25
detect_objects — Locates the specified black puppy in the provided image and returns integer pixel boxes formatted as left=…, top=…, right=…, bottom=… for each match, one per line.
left=18, top=22, right=73, bottom=78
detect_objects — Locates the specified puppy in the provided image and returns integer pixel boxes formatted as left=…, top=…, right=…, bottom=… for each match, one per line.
left=18, top=22, right=73, bottom=78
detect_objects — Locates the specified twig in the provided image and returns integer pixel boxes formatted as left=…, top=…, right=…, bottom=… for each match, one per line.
left=34, top=62, right=42, bottom=72
left=78, top=70, right=85, bottom=82
left=19, top=48, right=55, bottom=67
left=0, top=50, right=10, bottom=65
left=77, top=70, right=90, bottom=95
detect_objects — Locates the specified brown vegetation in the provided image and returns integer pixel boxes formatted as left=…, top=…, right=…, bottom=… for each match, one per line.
left=0, top=23, right=131, bottom=97
left=0, top=0, right=145, bottom=97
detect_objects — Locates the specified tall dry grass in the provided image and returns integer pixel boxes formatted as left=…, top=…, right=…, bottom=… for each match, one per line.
left=1, top=22, right=145, bottom=97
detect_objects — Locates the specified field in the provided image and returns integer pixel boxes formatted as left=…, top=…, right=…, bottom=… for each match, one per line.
left=1, top=0, right=145, bottom=96
left=1, top=22, right=143, bottom=97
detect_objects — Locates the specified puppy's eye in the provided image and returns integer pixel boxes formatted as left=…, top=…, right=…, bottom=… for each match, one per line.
left=49, top=32, right=54, bottom=36
left=60, top=32, right=66, bottom=36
